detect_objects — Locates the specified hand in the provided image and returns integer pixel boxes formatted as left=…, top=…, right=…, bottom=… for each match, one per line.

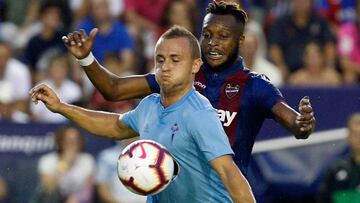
left=62, top=28, right=98, bottom=59
left=29, top=84, right=62, bottom=113
left=296, top=96, right=315, bottom=132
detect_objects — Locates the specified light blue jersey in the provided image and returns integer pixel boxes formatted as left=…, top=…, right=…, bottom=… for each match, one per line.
left=122, top=88, right=234, bottom=203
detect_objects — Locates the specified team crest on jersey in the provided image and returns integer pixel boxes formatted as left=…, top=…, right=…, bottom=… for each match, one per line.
left=171, top=123, right=179, bottom=141
left=224, top=84, right=240, bottom=99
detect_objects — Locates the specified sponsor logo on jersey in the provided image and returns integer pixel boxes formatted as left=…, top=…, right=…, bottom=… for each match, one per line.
left=194, top=81, right=206, bottom=89
left=224, top=84, right=240, bottom=99
left=217, top=109, right=237, bottom=127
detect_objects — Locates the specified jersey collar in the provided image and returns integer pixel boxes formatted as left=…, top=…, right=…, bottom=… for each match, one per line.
left=159, top=87, right=195, bottom=112
left=202, top=57, right=245, bottom=80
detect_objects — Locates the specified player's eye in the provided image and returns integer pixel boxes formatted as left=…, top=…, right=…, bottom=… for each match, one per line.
left=156, top=58, right=165, bottom=63
left=220, top=33, right=230, bottom=40
left=202, top=31, right=211, bottom=39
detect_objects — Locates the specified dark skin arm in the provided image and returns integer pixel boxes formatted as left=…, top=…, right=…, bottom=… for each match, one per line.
left=62, top=28, right=152, bottom=101
left=272, top=96, right=315, bottom=139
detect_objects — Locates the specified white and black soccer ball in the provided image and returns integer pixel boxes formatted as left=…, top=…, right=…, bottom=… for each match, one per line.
left=117, top=139, right=179, bottom=196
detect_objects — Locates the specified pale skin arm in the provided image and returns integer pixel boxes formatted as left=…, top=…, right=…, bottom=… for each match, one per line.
left=97, top=183, right=118, bottom=203
left=29, top=84, right=137, bottom=140
left=272, top=96, right=315, bottom=139
left=210, top=155, right=256, bottom=203
left=62, top=28, right=152, bottom=101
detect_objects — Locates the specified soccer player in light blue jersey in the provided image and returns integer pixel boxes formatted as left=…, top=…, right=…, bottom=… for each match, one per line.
left=30, top=26, right=256, bottom=203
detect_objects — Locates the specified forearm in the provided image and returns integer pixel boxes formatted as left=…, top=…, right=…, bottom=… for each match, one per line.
left=83, top=59, right=152, bottom=101
left=57, top=102, right=130, bottom=140
left=83, top=59, right=122, bottom=100
left=273, top=102, right=314, bottom=139
left=98, top=184, right=118, bottom=203
left=221, top=168, right=255, bottom=203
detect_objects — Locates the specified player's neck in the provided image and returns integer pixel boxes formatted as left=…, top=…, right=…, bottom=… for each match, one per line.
left=160, top=85, right=192, bottom=108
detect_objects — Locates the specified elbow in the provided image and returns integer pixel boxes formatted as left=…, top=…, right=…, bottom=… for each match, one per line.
left=102, top=93, right=119, bottom=101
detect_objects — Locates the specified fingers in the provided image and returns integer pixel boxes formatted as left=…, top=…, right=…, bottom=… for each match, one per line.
left=296, top=112, right=314, bottom=121
left=299, top=96, right=310, bottom=106
left=89, top=28, right=98, bottom=41
left=299, top=96, right=313, bottom=114
left=300, top=124, right=313, bottom=132
left=29, top=84, right=52, bottom=104
left=62, top=29, right=89, bottom=47
left=73, top=31, right=83, bottom=47
left=79, top=29, right=87, bottom=42
left=62, top=35, right=70, bottom=48
left=296, top=111, right=315, bottom=132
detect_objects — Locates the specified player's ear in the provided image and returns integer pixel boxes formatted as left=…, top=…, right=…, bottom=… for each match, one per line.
left=192, top=58, right=202, bottom=74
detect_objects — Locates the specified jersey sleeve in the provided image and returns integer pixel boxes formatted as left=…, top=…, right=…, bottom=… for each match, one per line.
left=187, top=109, right=234, bottom=162
left=253, top=75, right=284, bottom=118
left=121, top=99, right=147, bottom=133
left=145, top=73, right=160, bottom=93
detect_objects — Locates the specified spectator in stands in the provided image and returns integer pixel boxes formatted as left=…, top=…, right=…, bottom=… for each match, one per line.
left=0, top=41, right=30, bottom=122
left=32, top=125, right=95, bottom=203
left=23, top=1, right=67, bottom=81
left=289, top=41, right=342, bottom=87
left=123, top=0, right=169, bottom=62
left=268, top=0, right=336, bottom=79
left=31, top=54, right=82, bottom=123
left=160, top=0, right=196, bottom=35
left=0, top=176, right=8, bottom=203
left=317, top=113, right=360, bottom=203
left=96, top=137, right=146, bottom=203
left=77, top=0, right=135, bottom=70
left=241, top=21, right=283, bottom=87
left=89, top=53, right=137, bottom=113
left=337, top=0, right=360, bottom=85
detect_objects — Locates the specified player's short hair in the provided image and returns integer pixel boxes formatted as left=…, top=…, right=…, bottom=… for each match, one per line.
left=206, top=1, right=248, bottom=31
left=160, top=25, right=201, bottom=60
left=55, top=125, right=84, bottom=154
left=348, top=113, right=360, bottom=129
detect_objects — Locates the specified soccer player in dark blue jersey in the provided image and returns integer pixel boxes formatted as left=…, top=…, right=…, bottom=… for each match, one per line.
left=60, top=1, right=315, bottom=175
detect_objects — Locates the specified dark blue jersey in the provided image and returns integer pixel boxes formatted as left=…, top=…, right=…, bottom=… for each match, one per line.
left=145, top=58, right=284, bottom=174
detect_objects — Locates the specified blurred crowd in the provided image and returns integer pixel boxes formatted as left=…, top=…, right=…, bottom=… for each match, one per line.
left=0, top=0, right=359, bottom=123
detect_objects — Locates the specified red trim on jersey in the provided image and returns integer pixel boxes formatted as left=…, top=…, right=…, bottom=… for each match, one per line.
left=218, top=71, right=249, bottom=146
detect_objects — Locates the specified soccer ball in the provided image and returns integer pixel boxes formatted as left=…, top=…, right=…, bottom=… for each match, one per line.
left=117, top=139, right=179, bottom=196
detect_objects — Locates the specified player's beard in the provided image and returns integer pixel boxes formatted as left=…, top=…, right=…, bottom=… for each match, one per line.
left=202, top=46, right=239, bottom=72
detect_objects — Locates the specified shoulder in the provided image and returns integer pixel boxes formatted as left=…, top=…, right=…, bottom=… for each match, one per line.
left=186, top=90, right=213, bottom=111
left=38, top=152, right=58, bottom=172
left=142, top=93, right=160, bottom=104
left=246, top=70, right=276, bottom=88
left=39, top=152, right=58, bottom=163
left=339, top=23, right=357, bottom=34
left=185, top=92, right=218, bottom=123
left=6, top=58, right=30, bottom=75
left=98, top=145, right=120, bottom=161
left=114, top=21, right=129, bottom=31
left=77, top=18, right=95, bottom=30
left=78, top=153, right=96, bottom=166
left=135, top=93, right=160, bottom=110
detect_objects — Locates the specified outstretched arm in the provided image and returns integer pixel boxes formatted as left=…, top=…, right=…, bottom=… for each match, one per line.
left=29, top=84, right=137, bottom=140
left=211, top=155, right=256, bottom=203
left=272, top=96, right=315, bottom=139
left=62, top=28, right=152, bottom=101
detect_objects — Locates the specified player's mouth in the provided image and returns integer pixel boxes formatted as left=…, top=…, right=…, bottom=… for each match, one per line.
left=206, top=50, right=224, bottom=60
